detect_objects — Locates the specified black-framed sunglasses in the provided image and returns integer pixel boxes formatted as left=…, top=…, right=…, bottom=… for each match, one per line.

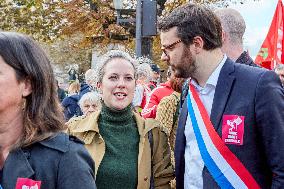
left=161, top=39, right=182, bottom=57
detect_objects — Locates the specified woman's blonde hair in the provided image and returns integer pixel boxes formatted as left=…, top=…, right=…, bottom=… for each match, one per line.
left=96, top=50, right=139, bottom=83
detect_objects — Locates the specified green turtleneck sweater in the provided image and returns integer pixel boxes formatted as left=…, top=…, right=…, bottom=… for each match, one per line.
left=96, top=104, right=139, bottom=189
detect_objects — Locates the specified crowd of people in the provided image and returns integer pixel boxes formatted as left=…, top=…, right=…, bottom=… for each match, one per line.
left=1, top=2, right=284, bottom=189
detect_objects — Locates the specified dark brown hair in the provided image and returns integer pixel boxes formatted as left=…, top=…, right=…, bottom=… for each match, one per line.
left=158, top=3, right=222, bottom=50
left=0, top=32, right=65, bottom=147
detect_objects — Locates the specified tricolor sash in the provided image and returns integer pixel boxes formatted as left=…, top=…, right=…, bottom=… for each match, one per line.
left=187, top=84, right=260, bottom=189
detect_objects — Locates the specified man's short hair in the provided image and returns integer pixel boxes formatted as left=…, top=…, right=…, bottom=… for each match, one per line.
left=215, top=8, right=246, bottom=44
left=158, top=3, right=223, bottom=50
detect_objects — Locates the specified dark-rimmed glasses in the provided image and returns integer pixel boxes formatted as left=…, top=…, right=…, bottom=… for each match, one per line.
left=161, top=39, right=182, bottom=57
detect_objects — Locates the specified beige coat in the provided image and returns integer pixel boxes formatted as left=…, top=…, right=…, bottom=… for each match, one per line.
left=67, top=110, right=174, bottom=189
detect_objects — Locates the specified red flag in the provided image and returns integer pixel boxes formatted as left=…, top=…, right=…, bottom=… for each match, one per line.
left=255, top=0, right=284, bottom=69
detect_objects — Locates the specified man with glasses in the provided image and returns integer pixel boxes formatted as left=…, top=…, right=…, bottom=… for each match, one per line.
left=158, top=3, right=284, bottom=189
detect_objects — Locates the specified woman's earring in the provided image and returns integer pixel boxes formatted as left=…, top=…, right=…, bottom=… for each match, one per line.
left=22, top=97, right=26, bottom=110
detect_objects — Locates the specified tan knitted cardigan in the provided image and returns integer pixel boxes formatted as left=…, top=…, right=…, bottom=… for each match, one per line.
left=156, top=91, right=180, bottom=154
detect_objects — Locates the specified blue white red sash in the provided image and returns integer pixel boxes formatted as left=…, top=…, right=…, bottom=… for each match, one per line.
left=187, top=84, right=260, bottom=189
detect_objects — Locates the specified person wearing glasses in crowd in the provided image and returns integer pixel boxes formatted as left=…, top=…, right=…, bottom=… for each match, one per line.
left=158, top=3, right=284, bottom=189
left=0, top=32, right=96, bottom=189
left=67, top=50, right=174, bottom=189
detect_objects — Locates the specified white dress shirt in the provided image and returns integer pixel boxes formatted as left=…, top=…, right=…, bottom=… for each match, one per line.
left=184, top=55, right=227, bottom=189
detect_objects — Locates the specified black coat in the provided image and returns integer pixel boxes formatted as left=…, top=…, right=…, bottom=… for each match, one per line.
left=235, top=51, right=259, bottom=67
left=62, top=94, right=82, bottom=120
left=57, top=88, right=66, bottom=102
left=1, top=133, right=97, bottom=189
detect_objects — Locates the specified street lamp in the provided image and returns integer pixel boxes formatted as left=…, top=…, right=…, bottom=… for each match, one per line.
left=135, top=0, right=142, bottom=57
left=113, top=0, right=123, bottom=10
left=113, top=0, right=157, bottom=58
left=113, top=0, right=123, bottom=25
left=113, top=0, right=142, bottom=57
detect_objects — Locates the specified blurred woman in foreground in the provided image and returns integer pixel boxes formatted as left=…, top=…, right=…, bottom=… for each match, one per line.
left=0, top=32, right=96, bottom=189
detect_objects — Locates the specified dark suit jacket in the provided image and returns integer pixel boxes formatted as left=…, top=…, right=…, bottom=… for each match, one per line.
left=175, top=58, right=284, bottom=189
left=236, top=51, right=260, bottom=67
left=1, top=133, right=97, bottom=189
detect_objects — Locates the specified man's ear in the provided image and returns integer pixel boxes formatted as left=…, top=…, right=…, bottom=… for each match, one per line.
left=192, top=36, right=204, bottom=54
left=222, top=30, right=229, bottom=44
left=22, top=78, right=32, bottom=97
left=221, top=30, right=226, bottom=43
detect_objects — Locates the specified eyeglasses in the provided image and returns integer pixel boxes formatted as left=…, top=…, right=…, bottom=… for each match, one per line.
left=161, top=39, right=182, bottom=57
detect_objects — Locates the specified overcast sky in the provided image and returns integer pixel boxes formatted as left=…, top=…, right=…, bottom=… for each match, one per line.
left=228, top=0, right=279, bottom=59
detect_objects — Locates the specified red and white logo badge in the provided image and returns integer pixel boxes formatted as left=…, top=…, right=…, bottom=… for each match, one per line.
left=222, top=115, right=245, bottom=145
left=15, top=178, right=41, bottom=189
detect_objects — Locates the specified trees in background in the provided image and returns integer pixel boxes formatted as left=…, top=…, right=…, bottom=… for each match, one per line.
left=0, top=0, right=254, bottom=72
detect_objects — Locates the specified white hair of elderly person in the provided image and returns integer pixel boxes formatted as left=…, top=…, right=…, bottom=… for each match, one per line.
left=132, top=62, right=152, bottom=113
left=78, top=91, right=101, bottom=116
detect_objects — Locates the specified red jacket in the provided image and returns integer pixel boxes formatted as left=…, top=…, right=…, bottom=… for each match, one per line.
left=141, top=81, right=174, bottom=119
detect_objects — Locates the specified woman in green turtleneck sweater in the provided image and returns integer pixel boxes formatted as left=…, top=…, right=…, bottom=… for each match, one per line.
left=67, top=50, right=174, bottom=189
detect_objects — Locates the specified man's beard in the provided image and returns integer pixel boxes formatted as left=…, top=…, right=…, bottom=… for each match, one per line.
left=172, top=48, right=196, bottom=79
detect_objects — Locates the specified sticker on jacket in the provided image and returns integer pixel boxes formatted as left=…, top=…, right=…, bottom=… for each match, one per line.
left=15, top=178, right=41, bottom=189
left=222, top=115, right=244, bottom=145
